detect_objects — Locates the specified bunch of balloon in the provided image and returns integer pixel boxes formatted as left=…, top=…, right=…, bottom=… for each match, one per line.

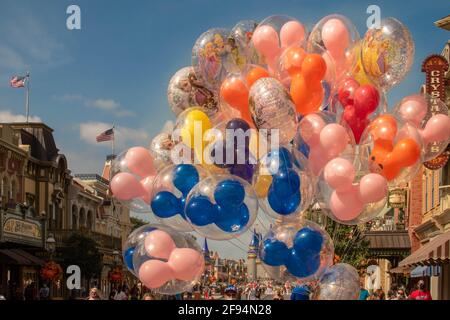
left=150, top=164, right=209, bottom=232
left=337, top=77, right=385, bottom=143
left=259, top=220, right=334, bottom=283
left=317, top=156, right=388, bottom=224
left=294, top=112, right=356, bottom=176
left=393, top=94, right=450, bottom=162
left=359, top=114, right=423, bottom=185
left=110, top=147, right=157, bottom=213
left=209, top=118, right=257, bottom=183
left=185, top=174, right=258, bottom=240
left=254, top=146, right=315, bottom=221
left=132, top=224, right=204, bottom=295
left=312, top=263, right=360, bottom=300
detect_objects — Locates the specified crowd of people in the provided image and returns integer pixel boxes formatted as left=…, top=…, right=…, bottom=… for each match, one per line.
left=358, top=280, right=432, bottom=300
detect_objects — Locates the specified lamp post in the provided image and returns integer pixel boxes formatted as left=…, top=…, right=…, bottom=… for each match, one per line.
left=45, top=234, right=56, bottom=299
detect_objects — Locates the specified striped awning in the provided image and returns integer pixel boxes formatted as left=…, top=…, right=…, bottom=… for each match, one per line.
left=399, top=231, right=450, bottom=267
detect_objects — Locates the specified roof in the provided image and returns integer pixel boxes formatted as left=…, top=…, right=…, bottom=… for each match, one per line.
left=399, top=231, right=450, bottom=267
left=435, top=15, right=450, bottom=31
left=364, top=231, right=411, bottom=250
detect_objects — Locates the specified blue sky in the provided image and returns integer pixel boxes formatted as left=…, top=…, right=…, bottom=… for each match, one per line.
left=0, top=0, right=449, bottom=259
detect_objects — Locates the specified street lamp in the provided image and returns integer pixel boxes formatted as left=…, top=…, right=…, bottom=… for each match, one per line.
left=46, top=234, right=56, bottom=259
left=112, top=250, right=119, bottom=265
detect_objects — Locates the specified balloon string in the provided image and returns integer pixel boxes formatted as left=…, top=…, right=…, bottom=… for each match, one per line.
left=226, top=239, right=248, bottom=253
left=341, top=226, right=361, bottom=263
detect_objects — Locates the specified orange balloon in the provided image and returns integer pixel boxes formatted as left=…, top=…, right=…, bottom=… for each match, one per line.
left=390, top=138, right=421, bottom=167
left=246, top=66, right=270, bottom=87
left=290, top=75, right=323, bottom=115
left=220, top=76, right=252, bottom=123
left=283, top=46, right=306, bottom=77
left=370, top=115, right=398, bottom=141
left=301, top=54, right=327, bottom=82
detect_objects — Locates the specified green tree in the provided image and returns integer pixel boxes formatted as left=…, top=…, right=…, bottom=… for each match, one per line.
left=61, top=233, right=102, bottom=281
left=325, top=218, right=370, bottom=268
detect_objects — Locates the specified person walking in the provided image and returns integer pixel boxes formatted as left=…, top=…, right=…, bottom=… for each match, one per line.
left=358, top=279, right=370, bottom=300
left=408, top=280, right=432, bottom=300
left=114, top=285, right=129, bottom=300
left=39, top=283, right=50, bottom=300
left=87, top=288, right=101, bottom=300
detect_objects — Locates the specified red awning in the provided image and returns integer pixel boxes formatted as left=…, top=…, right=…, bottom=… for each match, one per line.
left=399, top=231, right=450, bottom=267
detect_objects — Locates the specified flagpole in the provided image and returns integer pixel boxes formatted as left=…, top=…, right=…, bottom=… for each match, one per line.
left=25, top=71, right=30, bottom=123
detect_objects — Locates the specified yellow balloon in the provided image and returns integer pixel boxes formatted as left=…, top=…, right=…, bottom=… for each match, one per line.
left=180, top=109, right=212, bottom=163
left=351, top=42, right=373, bottom=86
left=254, top=174, right=273, bottom=198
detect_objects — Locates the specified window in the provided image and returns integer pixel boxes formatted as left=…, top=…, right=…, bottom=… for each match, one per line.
left=431, top=173, right=435, bottom=208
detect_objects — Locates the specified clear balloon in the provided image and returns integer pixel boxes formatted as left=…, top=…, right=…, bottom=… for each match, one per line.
left=150, top=164, right=209, bottom=232
left=251, top=15, right=307, bottom=73
left=192, top=28, right=248, bottom=90
left=359, top=114, right=423, bottom=186
left=316, top=155, right=388, bottom=225
left=255, top=145, right=315, bottom=221
left=312, top=263, right=360, bottom=300
left=150, top=132, right=174, bottom=170
left=167, top=66, right=220, bottom=117
left=123, top=224, right=159, bottom=275
left=308, top=14, right=360, bottom=82
left=294, top=111, right=356, bottom=176
left=231, top=20, right=260, bottom=65
left=185, top=174, right=258, bottom=240
left=249, top=77, right=298, bottom=144
left=110, top=147, right=156, bottom=213
left=393, top=93, right=450, bottom=161
left=361, top=17, right=415, bottom=91
left=259, top=219, right=334, bottom=283
left=131, top=224, right=204, bottom=295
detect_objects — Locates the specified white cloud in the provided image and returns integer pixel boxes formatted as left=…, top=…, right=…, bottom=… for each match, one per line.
left=88, top=99, right=121, bottom=111
left=79, top=121, right=150, bottom=150
left=0, top=110, right=41, bottom=123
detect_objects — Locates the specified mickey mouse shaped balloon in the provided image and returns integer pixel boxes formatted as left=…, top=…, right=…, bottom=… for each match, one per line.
left=150, top=164, right=209, bottom=232
left=185, top=174, right=258, bottom=240
left=259, top=220, right=334, bottom=283
left=254, top=145, right=315, bottom=221
left=132, top=224, right=204, bottom=295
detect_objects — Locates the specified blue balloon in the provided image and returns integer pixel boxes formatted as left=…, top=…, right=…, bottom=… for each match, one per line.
left=291, top=285, right=310, bottom=300
left=151, top=191, right=182, bottom=218
left=293, top=227, right=324, bottom=256
left=172, top=164, right=199, bottom=195
left=285, top=249, right=320, bottom=278
left=272, top=169, right=300, bottom=197
left=260, top=239, right=290, bottom=266
left=214, top=179, right=245, bottom=206
left=215, top=203, right=249, bottom=232
left=185, top=195, right=217, bottom=226
left=123, top=246, right=135, bottom=272
left=268, top=188, right=301, bottom=215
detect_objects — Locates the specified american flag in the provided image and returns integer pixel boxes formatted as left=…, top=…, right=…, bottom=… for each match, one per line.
left=10, top=75, right=28, bottom=88
left=96, top=127, right=115, bottom=142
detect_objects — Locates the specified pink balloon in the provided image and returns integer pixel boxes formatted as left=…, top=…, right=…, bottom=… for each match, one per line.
left=252, top=25, right=280, bottom=60
left=320, top=124, right=349, bottom=156
left=111, top=172, right=145, bottom=201
left=398, top=95, right=427, bottom=127
left=138, top=260, right=174, bottom=289
left=299, top=114, right=326, bottom=146
left=125, top=147, right=156, bottom=178
left=280, top=21, right=305, bottom=48
left=321, top=18, right=349, bottom=58
left=421, top=114, right=450, bottom=144
left=308, top=147, right=329, bottom=176
left=144, top=230, right=176, bottom=260
left=324, top=158, right=355, bottom=190
left=358, top=173, right=388, bottom=203
left=168, top=248, right=205, bottom=281
left=140, top=175, right=155, bottom=204
left=329, top=187, right=364, bottom=221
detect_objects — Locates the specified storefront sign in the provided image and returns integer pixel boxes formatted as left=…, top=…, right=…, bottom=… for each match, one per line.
left=3, top=218, right=41, bottom=239
left=422, top=54, right=449, bottom=170
left=388, top=189, right=407, bottom=208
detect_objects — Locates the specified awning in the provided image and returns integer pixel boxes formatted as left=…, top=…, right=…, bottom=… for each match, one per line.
left=399, top=231, right=450, bottom=267
left=411, top=266, right=441, bottom=278
left=0, top=249, right=45, bottom=266
left=389, top=265, right=413, bottom=274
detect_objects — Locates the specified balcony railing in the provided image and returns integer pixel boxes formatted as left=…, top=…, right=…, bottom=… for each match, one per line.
left=49, top=229, right=122, bottom=250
